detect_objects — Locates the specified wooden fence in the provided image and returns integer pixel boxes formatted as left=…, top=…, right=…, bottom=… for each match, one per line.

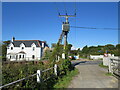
left=108, top=57, right=120, bottom=77
left=0, top=64, right=57, bottom=89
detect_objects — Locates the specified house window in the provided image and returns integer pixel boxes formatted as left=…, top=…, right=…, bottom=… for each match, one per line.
left=16, top=55, right=18, bottom=59
left=22, top=47, right=24, bottom=50
left=33, top=47, right=35, bottom=51
left=32, top=55, right=35, bottom=59
left=19, top=55, right=21, bottom=59
left=23, top=55, right=24, bottom=58
left=10, top=55, right=11, bottom=59
left=11, top=47, right=13, bottom=50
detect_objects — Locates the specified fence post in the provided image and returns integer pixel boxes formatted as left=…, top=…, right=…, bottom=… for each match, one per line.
left=54, top=64, right=57, bottom=76
left=37, top=70, right=41, bottom=83
left=108, top=58, right=113, bottom=74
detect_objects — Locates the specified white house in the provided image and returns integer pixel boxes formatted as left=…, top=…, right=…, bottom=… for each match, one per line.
left=89, top=54, right=115, bottom=60
left=90, top=55, right=104, bottom=60
left=6, top=37, right=49, bottom=61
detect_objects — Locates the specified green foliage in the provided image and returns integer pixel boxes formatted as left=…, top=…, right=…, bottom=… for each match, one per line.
left=2, top=40, right=10, bottom=61
left=57, top=59, right=74, bottom=76
left=53, top=69, right=79, bottom=88
left=82, top=45, right=89, bottom=54
left=42, top=49, right=52, bottom=60
left=80, top=44, right=120, bottom=58
left=2, top=62, right=52, bottom=89
left=50, top=43, right=72, bottom=62
left=2, top=58, right=74, bottom=89
left=51, top=43, right=57, bottom=48
left=105, top=72, right=113, bottom=76
left=50, top=43, right=63, bottom=62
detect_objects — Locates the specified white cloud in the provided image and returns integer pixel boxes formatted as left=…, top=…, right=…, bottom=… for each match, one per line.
left=71, top=46, right=76, bottom=50
left=71, top=46, right=83, bottom=51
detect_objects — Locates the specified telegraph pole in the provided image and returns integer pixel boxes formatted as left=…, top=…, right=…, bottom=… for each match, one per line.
left=59, top=14, right=76, bottom=59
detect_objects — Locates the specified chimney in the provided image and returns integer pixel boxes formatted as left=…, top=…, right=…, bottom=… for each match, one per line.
left=12, top=37, right=15, bottom=42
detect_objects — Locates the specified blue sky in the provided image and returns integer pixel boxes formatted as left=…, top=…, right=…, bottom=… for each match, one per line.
left=2, top=2, right=118, bottom=48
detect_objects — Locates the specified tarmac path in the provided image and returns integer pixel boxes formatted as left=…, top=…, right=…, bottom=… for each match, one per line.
left=68, top=60, right=118, bottom=88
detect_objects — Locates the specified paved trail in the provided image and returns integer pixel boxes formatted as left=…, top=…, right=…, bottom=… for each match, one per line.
left=68, top=60, right=118, bottom=88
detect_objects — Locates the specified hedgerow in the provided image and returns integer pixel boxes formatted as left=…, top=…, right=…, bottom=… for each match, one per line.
left=2, top=59, right=74, bottom=89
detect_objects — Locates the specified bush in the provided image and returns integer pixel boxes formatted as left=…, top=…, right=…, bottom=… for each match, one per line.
left=57, top=59, right=74, bottom=76
left=2, top=59, right=74, bottom=89
left=2, top=61, right=52, bottom=89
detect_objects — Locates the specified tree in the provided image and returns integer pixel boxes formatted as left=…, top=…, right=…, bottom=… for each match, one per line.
left=116, top=44, right=120, bottom=49
left=3, top=41, right=11, bottom=46
left=51, top=43, right=57, bottom=48
left=65, top=44, right=72, bottom=56
left=82, top=45, right=89, bottom=54
left=2, top=40, right=10, bottom=61
left=42, top=48, right=52, bottom=60
left=50, top=43, right=63, bottom=62
left=79, top=44, right=120, bottom=57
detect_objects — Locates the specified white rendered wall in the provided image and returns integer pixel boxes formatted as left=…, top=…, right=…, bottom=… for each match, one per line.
left=90, top=55, right=104, bottom=60
left=103, top=57, right=110, bottom=66
left=7, top=43, right=42, bottom=61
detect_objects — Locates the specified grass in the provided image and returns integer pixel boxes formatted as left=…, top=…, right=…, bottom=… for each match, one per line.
left=105, top=72, right=113, bottom=76
left=53, top=69, right=79, bottom=88
left=99, top=62, right=108, bottom=68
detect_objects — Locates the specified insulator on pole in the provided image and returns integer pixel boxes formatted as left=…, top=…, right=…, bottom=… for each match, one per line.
left=59, top=13, right=60, bottom=16
left=75, top=13, right=76, bottom=16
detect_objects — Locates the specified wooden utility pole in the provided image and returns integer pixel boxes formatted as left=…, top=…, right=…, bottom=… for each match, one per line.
left=58, top=14, right=76, bottom=59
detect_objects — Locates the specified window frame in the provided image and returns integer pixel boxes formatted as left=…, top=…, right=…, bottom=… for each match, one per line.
left=33, top=47, right=35, bottom=51
left=21, top=47, right=24, bottom=50
left=11, top=47, right=13, bottom=50
left=19, top=55, right=21, bottom=59
left=32, top=55, right=35, bottom=59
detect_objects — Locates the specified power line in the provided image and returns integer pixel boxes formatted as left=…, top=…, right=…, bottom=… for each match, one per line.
left=74, top=1, right=77, bottom=16
left=54, top=2, right=63, bottom=23
left=63, top=2, right=67, bottom=15
left=70, top=26, right=120, bottom=30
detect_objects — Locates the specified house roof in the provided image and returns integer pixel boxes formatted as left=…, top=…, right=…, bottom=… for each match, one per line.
left=11, top=40, right=48, bottom=47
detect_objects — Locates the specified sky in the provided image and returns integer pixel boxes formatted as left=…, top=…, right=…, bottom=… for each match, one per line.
left=2, top=2, right=118, bottom=48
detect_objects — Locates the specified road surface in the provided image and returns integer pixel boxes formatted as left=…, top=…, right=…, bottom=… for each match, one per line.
left=68, top=60, right=118, bottom=88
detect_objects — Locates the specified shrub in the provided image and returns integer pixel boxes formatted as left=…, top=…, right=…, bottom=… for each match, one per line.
left=2, top=59, right=74, bottom=89
left=57, top=59, right=74, bottom=76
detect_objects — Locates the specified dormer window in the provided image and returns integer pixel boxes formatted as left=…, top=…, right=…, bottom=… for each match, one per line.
left=22, top=47, right=24, bottom=50
left=11, top=47, right=13, bottom=50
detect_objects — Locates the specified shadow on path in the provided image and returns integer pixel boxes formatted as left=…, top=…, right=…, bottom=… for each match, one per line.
left=72, top=61, right=87, bottom=67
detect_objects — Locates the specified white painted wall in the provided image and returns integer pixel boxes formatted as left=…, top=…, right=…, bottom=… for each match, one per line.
left=90, top=55, right=104, bottom=60
left=103, top=57, right=110, bottom=66
left=7, top=43, right=42, bottom=61
left=103, top=56, right=119, bottom=66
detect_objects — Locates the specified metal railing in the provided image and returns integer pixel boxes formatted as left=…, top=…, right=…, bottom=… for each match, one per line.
left=0, top=64, right=58, bottom=89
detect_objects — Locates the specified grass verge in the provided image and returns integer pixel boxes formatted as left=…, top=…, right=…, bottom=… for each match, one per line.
left=53, top=68, right=79, bottom=88
left=99, top=62, right=108, bottom=68
left=105, top=72, right=113, bottom=76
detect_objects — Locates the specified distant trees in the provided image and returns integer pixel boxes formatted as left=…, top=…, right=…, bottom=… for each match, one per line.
left=79, top=44, right=120, bottom=58
left=2, top=40, right=10, bottom=61
left=2, top=40, right=120, bottom=61
left=51, top=43, right=57, bottom=48
left=82, top=45, right=89, bottom=54
left=49, top=43, right=73, bottom=62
